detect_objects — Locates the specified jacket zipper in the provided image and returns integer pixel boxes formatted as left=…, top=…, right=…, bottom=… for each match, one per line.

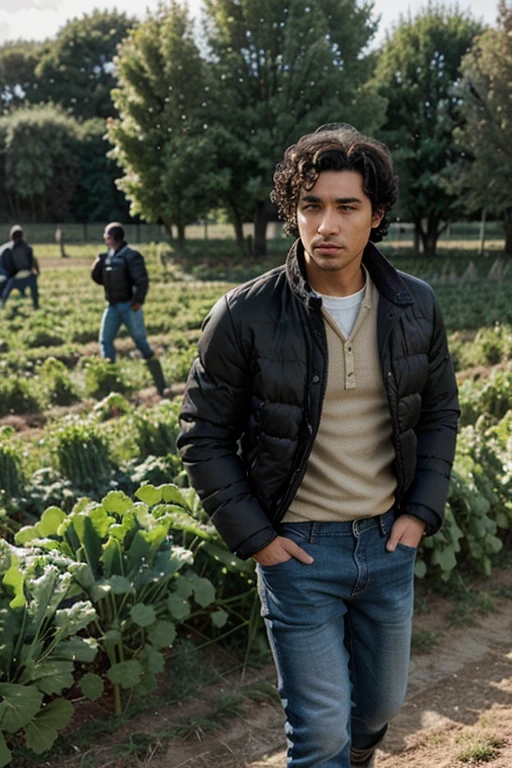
left=384, top=368, right=405, bottom=499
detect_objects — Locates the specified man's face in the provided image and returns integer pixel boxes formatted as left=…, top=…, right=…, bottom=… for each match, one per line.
left=297, top=170, right=383, bottom=295
left=103, top=230, right=116, bottom=249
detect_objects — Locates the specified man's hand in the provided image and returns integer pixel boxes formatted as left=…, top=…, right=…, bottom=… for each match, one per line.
left=386, top=514, right=425, bottom=552
left=131, top=302, right=142, bottom=311
left=252, top=535, right=314, bottom=566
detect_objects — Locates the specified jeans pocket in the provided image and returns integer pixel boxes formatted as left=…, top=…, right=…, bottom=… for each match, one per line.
left=395, top=541, right=418, bottom=555
left=278, top=523, right=310, bottom=543
left=258, top=556, right=294, bottom=571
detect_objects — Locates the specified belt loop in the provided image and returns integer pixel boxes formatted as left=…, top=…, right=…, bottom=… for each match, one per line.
left=379, top=506, right=395, bottom=537
left=309, top=522, right=317, bottom=544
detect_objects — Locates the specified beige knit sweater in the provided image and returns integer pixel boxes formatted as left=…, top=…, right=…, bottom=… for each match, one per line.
left=284, top=276, right=396, bottom=523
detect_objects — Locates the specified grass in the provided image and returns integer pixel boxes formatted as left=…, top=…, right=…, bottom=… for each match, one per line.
left=457, top=732, right=503, bottom=763
left=411, top=629, right=440, bottom=654
left=448, top=590, right=497, bottom=627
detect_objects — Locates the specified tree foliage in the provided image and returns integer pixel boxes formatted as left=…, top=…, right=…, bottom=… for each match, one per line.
left=73, top=119, right=130, bottom=223
left=109, top=1, right=228, bottom=247
left=453, top=1, right=512, bottom=255
left=0, top=41, right=42, bottom=115
left=0, top=105, right=81, bottom=221
left=34, top=10, right=136, bottom=120
left=203, top=0, right=384, bottom=254
left=371, top=5, right=482, bottom=256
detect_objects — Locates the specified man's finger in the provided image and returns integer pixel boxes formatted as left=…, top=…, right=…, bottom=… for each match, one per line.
left=283, top=539, right=314, bottom=564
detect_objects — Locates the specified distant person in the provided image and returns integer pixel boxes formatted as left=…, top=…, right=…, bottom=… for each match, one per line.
left=91, top=222, right=166, bottom=395
left=0, top=225, right=40, bottom=309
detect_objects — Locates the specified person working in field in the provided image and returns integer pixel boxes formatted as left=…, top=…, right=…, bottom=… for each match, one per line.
left=0, top=225, right=40, bottom=309
left=91, top=222, right=166, bottom=395
left=177, top=124, right=460, bottom=767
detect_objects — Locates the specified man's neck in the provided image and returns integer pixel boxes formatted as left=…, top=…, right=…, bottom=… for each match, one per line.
left=308, top=264, right=366, bottom=298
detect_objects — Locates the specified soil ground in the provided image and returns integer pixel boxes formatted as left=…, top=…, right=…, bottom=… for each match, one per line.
left=39, top=567, right=512, bottom=768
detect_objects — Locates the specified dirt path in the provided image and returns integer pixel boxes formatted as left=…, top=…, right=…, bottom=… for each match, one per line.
left=147, top=576, right=512, bottom=768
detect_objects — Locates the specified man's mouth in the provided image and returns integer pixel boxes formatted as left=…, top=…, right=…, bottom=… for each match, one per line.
left=314, top=242, right=343, bottom=253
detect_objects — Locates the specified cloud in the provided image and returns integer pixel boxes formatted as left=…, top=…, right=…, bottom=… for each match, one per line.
left=0, top=8, right=62, bottom=44
left=1, top=0, right=60, bottom=11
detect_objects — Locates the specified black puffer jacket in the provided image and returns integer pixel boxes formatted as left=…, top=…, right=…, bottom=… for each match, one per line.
left=177, top=240, right=460, bottom=560
left=91, top=242, right=149, bottom=305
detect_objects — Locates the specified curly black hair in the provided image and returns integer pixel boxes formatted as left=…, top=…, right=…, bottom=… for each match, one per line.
left=270, top=124, right=398, bottom=242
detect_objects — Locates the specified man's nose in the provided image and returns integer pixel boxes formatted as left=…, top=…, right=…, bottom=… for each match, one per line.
left=317, top=208, right=339, bottom=235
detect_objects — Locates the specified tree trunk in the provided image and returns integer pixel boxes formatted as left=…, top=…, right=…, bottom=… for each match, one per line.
left=413, top=222, right=422, bottom=256
left=479, top=208, right=486, bottom=256
left=177, top=222, right=186, bottom=251
left=253, top=201, right=268, bottom=258
left=229, top=202, right=246, bottom=253
left=504, top=208, right=512, bottom=260
left=420, top=215, right=440, bottom=258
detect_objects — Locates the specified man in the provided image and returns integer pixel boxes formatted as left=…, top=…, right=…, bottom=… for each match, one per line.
left=91, top=222, right=166, bottom=395
left=0, top=225, right=40, bottom=309
left=177, top=124, right=459, bottom=767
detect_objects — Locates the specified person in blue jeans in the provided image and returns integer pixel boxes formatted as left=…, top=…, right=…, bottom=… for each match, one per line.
left=177, top=124, right=459, bottom=767
left=91, top=222, right=166, bottom=395
left=0, top=225, right=40, bottom=309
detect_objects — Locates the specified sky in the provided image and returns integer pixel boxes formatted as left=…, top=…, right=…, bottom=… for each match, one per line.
left=0, top=0, right=501, bottom=48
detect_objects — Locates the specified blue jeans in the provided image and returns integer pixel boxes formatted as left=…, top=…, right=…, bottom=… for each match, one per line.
left=99, top=301, right=153, bottom=362
left=1, top=273, right=39, bottom=309
left=257, top=507, right=416, bottom=768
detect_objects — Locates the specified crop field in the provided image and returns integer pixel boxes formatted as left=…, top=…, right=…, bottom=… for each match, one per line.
left=1, top=242, right=512, bottom=767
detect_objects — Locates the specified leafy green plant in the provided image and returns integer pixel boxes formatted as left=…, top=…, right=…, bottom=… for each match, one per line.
left=92, top=392, right=132, bottom=421
left=82, top=358, right=133, bottom=399
left=417, top=422, right=512, bottom=580
left=14, top=485, right=218, bottom=715
left=0, top=377, right=42, bottom=417
left=50, top=419, right=113, bottom=490
left=132, top=400, right=181, bottom=457
left=0, top=540, right=98, bottom=766
left=38, top=357, right=79, bottom=407
left=0, top=428, right=24, bottom=498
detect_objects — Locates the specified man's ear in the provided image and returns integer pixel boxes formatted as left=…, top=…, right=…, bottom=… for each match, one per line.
left=371, top=208, right=384, bottom=228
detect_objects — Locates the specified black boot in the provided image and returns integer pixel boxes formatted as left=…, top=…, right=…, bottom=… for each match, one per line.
left=146, top=356, right=166, bottom=396
left=350, top=727, right=387, bottom=768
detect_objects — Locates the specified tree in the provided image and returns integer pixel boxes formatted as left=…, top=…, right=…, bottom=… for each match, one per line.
left=72, top=119, right=131, bottom=224
left=0, top=105, right=80, bottom=221
left=108, top=1, right=228, bottom=248
left=0, top=41, right=42, bottom=115
left=370, top=5, right=482, bottom=256
left=453, top=1, right=512, bottom=256
left=34, top=10, right=137, bottom=120
left=203, top=0, right=384, bottom=256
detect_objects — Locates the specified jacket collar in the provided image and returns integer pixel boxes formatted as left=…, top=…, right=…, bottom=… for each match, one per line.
left=285, top=239, right=415, bottom=308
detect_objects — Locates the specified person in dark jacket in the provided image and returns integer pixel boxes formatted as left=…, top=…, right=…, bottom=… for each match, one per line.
left=91, top=222, right=166, bottom=395
left=177, top=125, right=459, bottom=768
left=0, top=225, right=40, bottom=309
